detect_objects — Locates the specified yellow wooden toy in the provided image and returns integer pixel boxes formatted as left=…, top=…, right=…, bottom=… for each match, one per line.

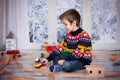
left=35, top=63, right=41, bottom=68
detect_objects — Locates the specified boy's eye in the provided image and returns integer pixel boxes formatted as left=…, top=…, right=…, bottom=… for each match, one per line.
left=64, top=23, right=67, bottom=26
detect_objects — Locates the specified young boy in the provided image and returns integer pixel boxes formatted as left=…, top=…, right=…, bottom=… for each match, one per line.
left=42, top=9, right=92, bottom=72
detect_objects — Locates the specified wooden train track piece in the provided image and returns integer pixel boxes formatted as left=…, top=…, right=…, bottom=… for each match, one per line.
left=109, top=54, right=120, bottom=61
left=17, top=57, right=36, bottom=61
left=5, top=74, right=36, bottom=80
left=0, top=55, right=12, bottom=71
left=104, top=73, right=120, bottom=77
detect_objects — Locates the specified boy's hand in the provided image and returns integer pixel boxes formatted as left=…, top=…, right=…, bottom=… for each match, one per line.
left=58, top=60, right=65, bottom=65
left=40, top=58, right=48, bottom=64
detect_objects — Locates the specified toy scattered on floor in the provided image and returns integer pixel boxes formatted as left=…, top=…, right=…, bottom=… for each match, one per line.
left=34, top=63, right=41, bottom=68
left=6, top=50, right=20, bottom=59
left=6, top=31, right=17, bottom=51
left=41, top=42, right=48, bottom=51
left=35, top=52, right=46, bottom=68
left=46, top=46, right=56, bottom=53
left=85, top=65, right=104, bottom=78
left=41, top=52, right=44, bottom=58
left=35, top=57, right=40, bottom=63
left=41, top=42, right=57, bottom=53
left=35, top=52, right=45, bottom=63
left=34, top=61, right=46, bottom=68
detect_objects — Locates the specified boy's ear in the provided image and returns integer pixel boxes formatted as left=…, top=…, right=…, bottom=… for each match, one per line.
left=72, top=20, right=77, bottom=26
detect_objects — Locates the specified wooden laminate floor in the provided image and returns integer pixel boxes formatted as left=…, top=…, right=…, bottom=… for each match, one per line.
left=0, top=50, right=120, bottom=80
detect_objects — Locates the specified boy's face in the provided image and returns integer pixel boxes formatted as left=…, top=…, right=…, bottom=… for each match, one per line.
left=61, top=18, right=77, bottom=33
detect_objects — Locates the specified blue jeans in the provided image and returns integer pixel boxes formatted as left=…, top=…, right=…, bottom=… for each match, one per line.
left=52, top=54, right=84, bottom=72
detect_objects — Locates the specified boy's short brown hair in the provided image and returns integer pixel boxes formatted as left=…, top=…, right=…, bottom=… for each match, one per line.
left=59, top=9, right=81, bottom=27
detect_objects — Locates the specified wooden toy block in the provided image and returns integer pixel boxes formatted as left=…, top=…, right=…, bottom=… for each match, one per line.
left=46, top=46, right=56, bottom=53
left=34, top=61, right=46, bottom=68
left=85, top=65, right=104, bottom=78
left=34, top=63, right=42, bottom=68
left=35, top=57, right=40, bottom=63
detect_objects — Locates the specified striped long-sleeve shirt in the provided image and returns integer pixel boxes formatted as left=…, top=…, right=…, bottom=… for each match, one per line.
left=47, top=27, right=92, bottom=65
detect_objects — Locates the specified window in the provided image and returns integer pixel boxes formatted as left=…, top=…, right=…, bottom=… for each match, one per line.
left=27, top=0, right=48, bottom=43
left=91, top=0, right=117, bottom=44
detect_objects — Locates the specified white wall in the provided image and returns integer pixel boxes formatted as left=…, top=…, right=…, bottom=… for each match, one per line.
left=48, top=0, right=57, bottom=44
left=82, top=0, right=92, bottom=35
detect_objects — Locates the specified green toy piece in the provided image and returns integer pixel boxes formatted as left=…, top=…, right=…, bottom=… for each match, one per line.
left=41, top=52, right=44, bottom=58
left=35, top=53, right=44, bottom=63
left=62, top=49, right=70, bottom=55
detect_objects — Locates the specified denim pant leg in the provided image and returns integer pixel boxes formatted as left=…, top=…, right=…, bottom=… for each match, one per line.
left=62, top=60, right=84, bottom=72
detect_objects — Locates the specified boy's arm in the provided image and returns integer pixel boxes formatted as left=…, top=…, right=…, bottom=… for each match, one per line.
left=46, top=52, right=59, bottom=61
left=46, top=40, right=66, bottom=61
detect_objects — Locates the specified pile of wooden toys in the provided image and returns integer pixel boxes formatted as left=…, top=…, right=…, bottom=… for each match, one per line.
left=34, top=52, right=46, bottom=68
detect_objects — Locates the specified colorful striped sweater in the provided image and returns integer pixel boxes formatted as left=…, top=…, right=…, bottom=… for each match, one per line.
left=46, top=27, right=92, bottom=65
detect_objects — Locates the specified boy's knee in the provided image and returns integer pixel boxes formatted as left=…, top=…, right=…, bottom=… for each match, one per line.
left=62, top=62, right=71, bottom=72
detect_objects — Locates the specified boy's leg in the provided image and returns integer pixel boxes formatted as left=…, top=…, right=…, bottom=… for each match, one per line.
left=62, top=60, right=84, bottom=72
left=50, top=54, right=83, bottom=72
left=49, top=64, right=63, bottom=72
left=49, top=54, right=68, bottom=72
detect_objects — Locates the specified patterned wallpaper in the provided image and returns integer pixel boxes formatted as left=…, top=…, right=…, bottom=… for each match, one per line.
left=91, top=0, right=117, bottom=43
left=27, top=0, right=48, bottom=43
left=57, top=0, right=83, bottom=42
